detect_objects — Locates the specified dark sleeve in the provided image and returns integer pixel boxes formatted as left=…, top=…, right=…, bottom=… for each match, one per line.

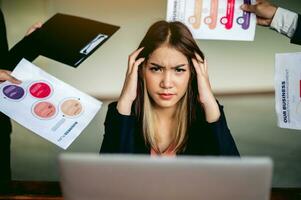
left=0, top=9, right=39, bottom=70
left=207, top=103, right=240, bottom=156
left=7, top=32, right=40, bottom=68
left=100, top=102, right=137, bottom=154
left=291, top=14, right=301, bottom=45
left=0, top=10, right=9, bottom=68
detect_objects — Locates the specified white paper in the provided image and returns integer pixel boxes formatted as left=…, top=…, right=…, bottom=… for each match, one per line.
left=0, top=59, right=102, bottom=149
left=275, top=52, right=301, bottom=130
left=166, top=0, right=256, bottom=41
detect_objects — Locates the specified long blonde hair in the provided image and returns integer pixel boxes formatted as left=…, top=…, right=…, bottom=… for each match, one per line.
left=134, top=20, right=204, bottom=153
left=142, top=82, right=188, bottom=153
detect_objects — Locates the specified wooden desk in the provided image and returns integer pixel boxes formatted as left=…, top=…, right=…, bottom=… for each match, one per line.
left=0, top=181, right=300, bottom=200
left=0, top=181, right=62, bottom=200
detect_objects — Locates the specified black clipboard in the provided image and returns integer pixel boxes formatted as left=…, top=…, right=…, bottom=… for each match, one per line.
left=32, top=13, right=120, bottom=67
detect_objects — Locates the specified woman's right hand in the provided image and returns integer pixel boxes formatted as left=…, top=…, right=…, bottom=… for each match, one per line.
left=117, top=47, right=145, bottom=115
left=0, top=69, right=22, bottom=84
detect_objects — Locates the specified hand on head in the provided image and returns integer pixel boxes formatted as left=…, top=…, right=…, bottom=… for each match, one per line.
left=117, top=47, right=145, bottom=115
left=191, top=53, right=213, bottom=104
left=240, top=0, right=277, bottom=26
left=0, top=69, right=21, bottom=84
left=191, top=54, right=220, bottom=122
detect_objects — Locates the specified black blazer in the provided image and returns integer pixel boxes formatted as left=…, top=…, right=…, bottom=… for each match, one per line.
left=100, top=102, right=239, bottom=156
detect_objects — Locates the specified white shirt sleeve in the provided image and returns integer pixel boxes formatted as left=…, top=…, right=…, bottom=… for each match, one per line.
left=270, top=7, right=298, bottom=38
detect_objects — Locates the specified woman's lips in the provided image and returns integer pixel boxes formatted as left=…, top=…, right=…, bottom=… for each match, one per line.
left=158, top=93, right=174, bottom=100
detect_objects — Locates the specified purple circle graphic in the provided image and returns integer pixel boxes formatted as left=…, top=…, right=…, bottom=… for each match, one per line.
left=3, top=85, right=25, bottom=100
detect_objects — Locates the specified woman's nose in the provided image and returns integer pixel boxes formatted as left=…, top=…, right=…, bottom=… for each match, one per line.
left=160, top=72, right=173, bottom=89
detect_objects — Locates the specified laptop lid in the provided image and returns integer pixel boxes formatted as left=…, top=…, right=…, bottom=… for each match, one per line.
left=59, top=154, right=273, bottom=200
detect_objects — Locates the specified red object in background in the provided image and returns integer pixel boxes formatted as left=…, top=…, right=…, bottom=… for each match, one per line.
left=299, top=80, right=301, bottom=98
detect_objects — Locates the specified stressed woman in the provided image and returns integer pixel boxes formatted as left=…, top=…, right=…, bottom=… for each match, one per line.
left=100, top=20, right=239, bottom=156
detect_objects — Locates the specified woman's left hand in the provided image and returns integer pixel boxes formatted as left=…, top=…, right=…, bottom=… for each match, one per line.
left=192, top=53, right=220, bottom=122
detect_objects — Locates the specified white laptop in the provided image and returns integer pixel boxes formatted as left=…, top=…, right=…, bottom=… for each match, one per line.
left=59, top=154, right=273, bottom=200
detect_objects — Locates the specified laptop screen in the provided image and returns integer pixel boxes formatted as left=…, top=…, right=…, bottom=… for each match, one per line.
left=59, top=154, right=273, bottom=200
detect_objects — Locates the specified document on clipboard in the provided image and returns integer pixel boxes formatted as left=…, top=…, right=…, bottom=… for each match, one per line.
left=31, top=13, right=120, bottom=67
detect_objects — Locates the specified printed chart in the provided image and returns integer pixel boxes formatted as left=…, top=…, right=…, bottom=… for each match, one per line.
left=275, top=52, right=301, bottom=130
left=0, top=59, right=102, bottom=149
left=166, top=0, right=256, bottom=41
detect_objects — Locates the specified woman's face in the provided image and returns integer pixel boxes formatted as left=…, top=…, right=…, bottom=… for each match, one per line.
left=144, top=45, right=190, bottom=109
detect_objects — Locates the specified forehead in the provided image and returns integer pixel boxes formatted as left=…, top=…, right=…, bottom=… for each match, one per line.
left=148, top=45, right=188, bottom=65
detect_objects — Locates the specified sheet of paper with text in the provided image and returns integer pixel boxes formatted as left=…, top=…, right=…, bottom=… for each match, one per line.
left=275, top=52, right=301, bottom=130
left=0, top=59, right=102, bottom=149
left=166, top=0, right=256, bottom=41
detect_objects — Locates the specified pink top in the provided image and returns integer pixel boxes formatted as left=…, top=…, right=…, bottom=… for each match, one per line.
left=150, top=147, right=176, bottom=157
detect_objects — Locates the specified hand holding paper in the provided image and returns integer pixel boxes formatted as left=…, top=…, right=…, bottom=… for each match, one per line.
left=0, top=69, right=21, bottom=84
left=0, top=59, right=102, bottom=149
left=241, top=0, right=277, bottom=26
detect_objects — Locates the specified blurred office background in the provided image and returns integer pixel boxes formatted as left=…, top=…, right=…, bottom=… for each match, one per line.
left=1, top=0, right=301, bottom=187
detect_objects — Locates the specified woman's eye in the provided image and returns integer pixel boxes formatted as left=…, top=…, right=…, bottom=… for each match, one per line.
left=150, top=67, right=161, bottom=72
left=175, top=68, right=186, bottom=73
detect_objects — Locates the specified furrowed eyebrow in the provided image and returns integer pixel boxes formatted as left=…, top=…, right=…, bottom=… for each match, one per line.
left=171, top=64, right=187, bottom=69
left=150, top=63, right=187, bottom=69
left=150, top=63, right=164, bottom=68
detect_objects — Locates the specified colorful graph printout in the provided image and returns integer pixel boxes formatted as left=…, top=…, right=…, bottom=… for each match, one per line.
left=166, top=0, right=256, bottom=41
left=0, top=59, right=102, bottom=149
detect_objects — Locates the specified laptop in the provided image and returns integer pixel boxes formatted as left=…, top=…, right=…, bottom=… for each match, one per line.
left=59, top=154, right=273, bottom=200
